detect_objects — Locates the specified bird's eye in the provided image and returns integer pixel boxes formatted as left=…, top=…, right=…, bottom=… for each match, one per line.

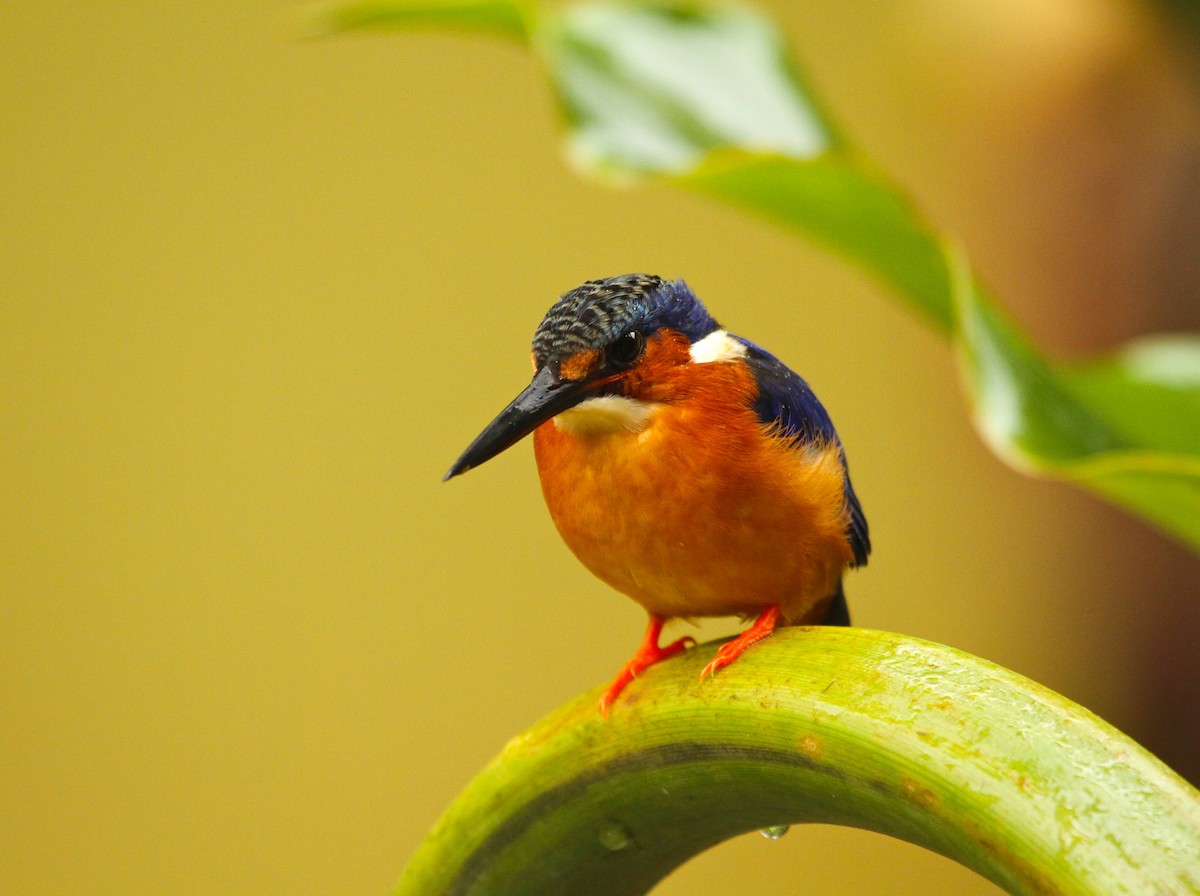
left=607, top=330, right=645, bottom=368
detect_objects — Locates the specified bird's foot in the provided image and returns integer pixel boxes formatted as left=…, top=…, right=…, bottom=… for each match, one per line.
left=700, top=604, right=781, bottom=682
left=599, top=616, right=695, bottom=716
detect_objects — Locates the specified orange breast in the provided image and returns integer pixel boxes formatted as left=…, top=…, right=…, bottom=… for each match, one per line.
left=532, top=356, right=855, bottom=623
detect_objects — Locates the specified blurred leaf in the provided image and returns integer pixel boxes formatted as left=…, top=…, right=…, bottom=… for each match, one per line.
left=302, top=0, right=532, bottom=39
left=396, top=629, right=1200, bottom=894
left=1059, top=336, right=1200, bottom=546
left=1062, top=335, right=1200, bottom=454
left=681, top=152, right=955, bottom=329
left=311, top=0, right=1200, bottom=552
left=952, top=263, right=1200, bottom=547
left=543, top=4, right=837, bottom=173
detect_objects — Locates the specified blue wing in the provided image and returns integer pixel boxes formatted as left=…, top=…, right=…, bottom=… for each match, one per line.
left=736, top=338, right=871, bottom=568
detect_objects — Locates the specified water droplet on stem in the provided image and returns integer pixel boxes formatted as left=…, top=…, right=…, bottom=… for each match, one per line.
left=598, top=821, right=633, bottom=851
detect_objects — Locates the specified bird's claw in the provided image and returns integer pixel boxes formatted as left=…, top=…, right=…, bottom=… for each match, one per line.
left=598, top=628, right=697, bottom=715
left=699, top=641, right=741, bottom=682
left=698, top=605, right=781, bottom=683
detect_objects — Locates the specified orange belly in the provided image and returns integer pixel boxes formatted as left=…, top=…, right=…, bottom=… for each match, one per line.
left=532, top=400, right=855, bottom=623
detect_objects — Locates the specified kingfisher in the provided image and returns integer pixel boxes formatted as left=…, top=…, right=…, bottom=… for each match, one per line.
left=445, top=274, right=870, bottom=714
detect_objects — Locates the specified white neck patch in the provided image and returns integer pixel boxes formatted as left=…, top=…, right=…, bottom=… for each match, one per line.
left=689, top=329, right=747, bottom=364
left=554, top=395, right=660, bottom=436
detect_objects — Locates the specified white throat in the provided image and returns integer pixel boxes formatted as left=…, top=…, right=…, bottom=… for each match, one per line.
left=554, top=395, right=659, bottom=435
left=551, top=329, right=742, bottom=436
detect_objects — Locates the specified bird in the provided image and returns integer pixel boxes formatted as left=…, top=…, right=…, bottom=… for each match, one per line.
left=445, top=274, right=869, bottom=715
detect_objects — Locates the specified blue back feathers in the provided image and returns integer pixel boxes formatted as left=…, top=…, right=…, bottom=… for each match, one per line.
left=735, top=337, right=870, bottom=567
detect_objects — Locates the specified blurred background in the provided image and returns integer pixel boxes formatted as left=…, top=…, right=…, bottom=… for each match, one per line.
left=3, top=1, right=1198, bottom=893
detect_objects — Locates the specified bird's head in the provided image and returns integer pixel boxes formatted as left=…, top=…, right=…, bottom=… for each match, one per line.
left=445, top=274, right=731, bottom=480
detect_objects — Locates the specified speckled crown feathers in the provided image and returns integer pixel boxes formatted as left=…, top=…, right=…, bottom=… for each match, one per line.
left=531, top=274, right=718, bottom=368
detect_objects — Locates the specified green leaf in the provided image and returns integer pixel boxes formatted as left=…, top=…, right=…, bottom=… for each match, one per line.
left=311, top=0, right=1200, bottom=553
left=681, top=152, right=955, bottom=330
left=1062, top=335, right=1200, bottom=455
left=1059, top=336, right=1200, bottom=547
left=543, top=4, right=837, bottom=174
left=951, top=256, right=1200, bottom=546
left=301, top=0, right=533, bottom=40
left=395, top=630, right=1200, bottom=895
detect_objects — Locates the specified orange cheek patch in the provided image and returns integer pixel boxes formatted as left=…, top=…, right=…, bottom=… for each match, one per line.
left=618, top=330, right=692, bottom=399
left=560, top=348, right=601, bottom=381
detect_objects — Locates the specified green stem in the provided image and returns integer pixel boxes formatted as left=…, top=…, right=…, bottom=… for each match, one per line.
left=397, top=628, right=1200, bottom=895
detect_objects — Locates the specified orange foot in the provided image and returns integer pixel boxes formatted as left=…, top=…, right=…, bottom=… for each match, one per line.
left=599, top=614, right=695, bottom=716
left=700, top=604, right=781, bottom=682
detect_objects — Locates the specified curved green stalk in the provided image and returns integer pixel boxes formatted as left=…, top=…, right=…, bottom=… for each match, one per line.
left=397, top=628, right=1200, bottom=895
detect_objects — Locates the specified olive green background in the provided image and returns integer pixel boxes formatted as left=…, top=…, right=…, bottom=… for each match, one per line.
left=3, top=2, right=1198, bottom=894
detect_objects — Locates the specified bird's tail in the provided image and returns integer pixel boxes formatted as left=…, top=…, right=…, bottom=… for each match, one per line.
left=821, top=582, right=851, bottom=627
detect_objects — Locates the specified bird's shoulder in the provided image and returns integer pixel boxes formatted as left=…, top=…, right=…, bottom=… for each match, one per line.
left=730, top=335, right=871, bottom=567
left=731, top=337, right=837, bottom=445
